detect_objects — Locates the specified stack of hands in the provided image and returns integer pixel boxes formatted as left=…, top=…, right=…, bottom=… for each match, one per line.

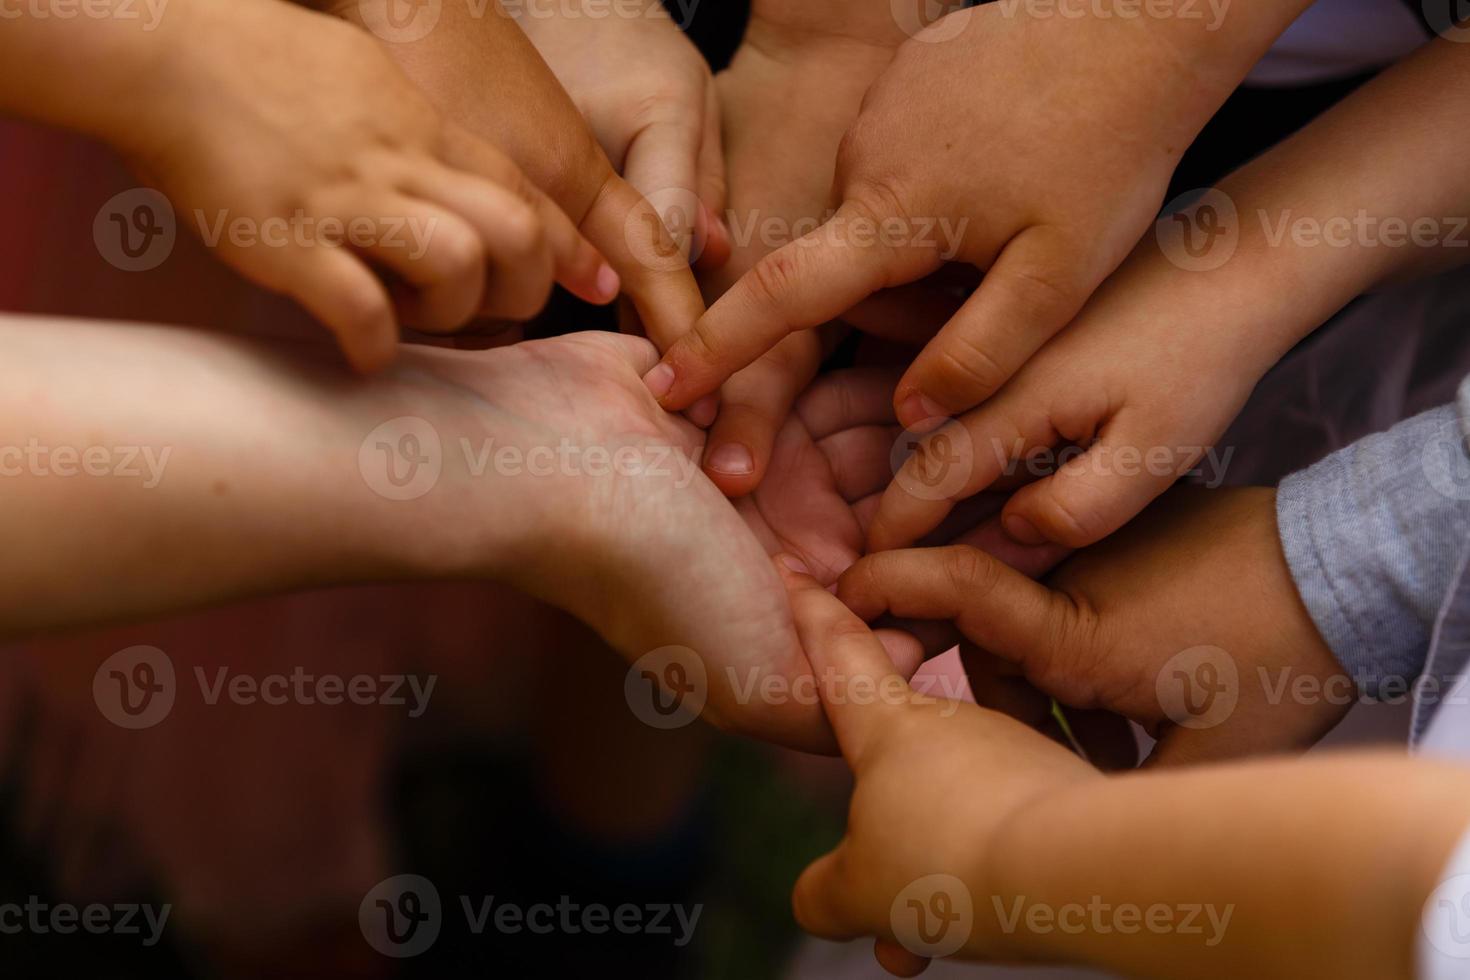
left=6, top=0, right=1470, bottom=976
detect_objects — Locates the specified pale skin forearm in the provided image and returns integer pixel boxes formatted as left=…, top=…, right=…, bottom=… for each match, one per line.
left=0, top=315, right=504, bottom=635
left=987, top=753, right=1470, bottom=979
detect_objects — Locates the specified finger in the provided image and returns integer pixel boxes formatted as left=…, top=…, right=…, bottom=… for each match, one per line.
left=583, top=174, right=707, bottom=352
left=431, top=132, right=616, bottom=308
left=820, top=425, right=904, bottom=502
left=693, top=84, right=731, bottom=271
left=774, top=554, right=909, bottom=764
left=702, top=333, right=823, bottom=496
left=353, top=196, right=487, bottom=333
left=946, top=513, right=1073, bottom=579
left=791, top=842, right=867, bottom=941
left=836, top=546, right=1073, bottom=681
left=797, top=366, right=901, bottom=439
left=644, top=201, right=938, bottom=410
left=841, top=281, right=966, bottom=344
left=894, top=225, right=1088, bottom=429
left=531, top=182, right=618, bottom=306
left=272, top=247, right=398, bottom=373
left=1000, top=415, right=1199, bottom=547
left=866, top=398, right=1057, bottom=553
left=622, top=114, right=703, bottom=262
left=875, top=938, right=931, bottom=978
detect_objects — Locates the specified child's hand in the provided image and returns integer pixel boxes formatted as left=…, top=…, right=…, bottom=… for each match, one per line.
left=339, top=0, right=706, bottom=353
left=774, top=556, right=1097, bottom=976
left=865, top=242, right=1274, bottom=551
left=514, top=0, right=728, bottom=267
left=845, top=487, right=1352, bottom=764
left=691, top=1, right=909, bottom=496
left=639, top=0, right=1306, bottom=422
left=128, top=0, right=613, bottom=372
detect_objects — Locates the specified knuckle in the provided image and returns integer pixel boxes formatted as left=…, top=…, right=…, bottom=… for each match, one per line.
left=747, top=246, right=806, bottom=310
left=943, top=545, right=997, bottom=598
left=1039, top=488, right=1104, bottom=547
left=933, top=338, right=1010, bottom=399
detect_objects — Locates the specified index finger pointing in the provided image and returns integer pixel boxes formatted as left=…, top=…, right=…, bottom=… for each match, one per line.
left=775, top=554, right=909, bottom=766
left=645, top=201, right=938, bottom=410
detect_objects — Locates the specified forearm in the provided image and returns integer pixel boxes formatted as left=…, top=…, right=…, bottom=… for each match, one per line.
left=988, top=753, right=1470, bottom=979
left=1194, top=39, right=1470, bottom=365
left=0, top=315, right=489, bottom=635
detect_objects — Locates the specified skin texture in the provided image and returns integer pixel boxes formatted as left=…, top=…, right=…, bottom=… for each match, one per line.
left=867, top=36, right=1470, bottom=552
left=780, top=561, right=1470, bottom=979
left=844, top=486, right=1352, bottom=764
left=692, top=0, right=911, bottom=498
left=335, top=0, right=708, bottom=353
left=513, top=0, right=731, bottom=267
left=0, top=0, right=616, bottom=372
left=0, top=312, right=915, bottom=751
left=645, top=0, right=1312, bottom=428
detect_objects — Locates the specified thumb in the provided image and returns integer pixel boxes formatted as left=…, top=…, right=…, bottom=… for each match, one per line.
left=791, top=841, right=867, bottom=941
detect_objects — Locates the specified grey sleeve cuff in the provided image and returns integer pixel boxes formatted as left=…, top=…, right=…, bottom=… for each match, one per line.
left=1277, top=401, right=1470, bottom=695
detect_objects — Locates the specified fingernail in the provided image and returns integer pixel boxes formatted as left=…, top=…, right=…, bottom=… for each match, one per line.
left=643, top=362, right=675, bottom=399
left=595, top=263, right=620, bottom=301
left=1003, top=514, right=1047, bottom=546
left=899, top=392, right=948, bottom=431
left=706, top=442, right=754, bottom=476
left=780, top=554, right=810, bottom=576
left=686, top=394, right=718, bottom=428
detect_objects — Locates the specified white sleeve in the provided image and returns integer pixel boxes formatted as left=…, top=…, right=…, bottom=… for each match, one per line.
left=1419, top=821, right=1470, bottom=979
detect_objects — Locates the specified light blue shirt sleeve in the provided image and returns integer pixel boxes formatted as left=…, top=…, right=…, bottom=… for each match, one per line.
left=1275, top=378, right=1470, bottom=694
